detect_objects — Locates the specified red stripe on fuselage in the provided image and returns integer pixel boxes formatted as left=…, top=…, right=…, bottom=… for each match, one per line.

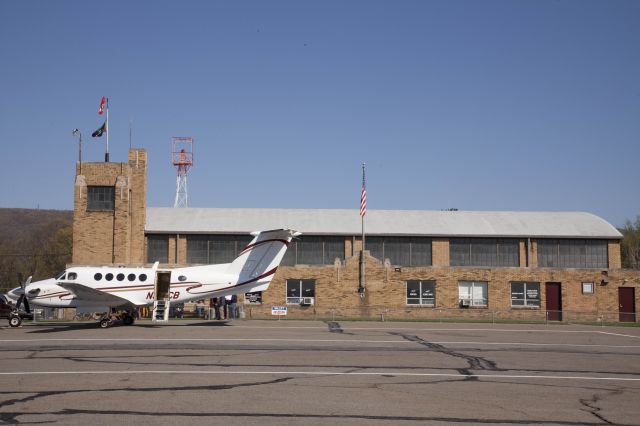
left=185, top=267, right=278, bottom=295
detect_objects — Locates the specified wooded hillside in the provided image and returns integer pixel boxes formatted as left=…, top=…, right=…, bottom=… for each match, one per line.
left=0, top=208, right=72, bottom=293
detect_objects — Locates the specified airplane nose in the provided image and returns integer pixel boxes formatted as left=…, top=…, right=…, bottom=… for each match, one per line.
left=9, top=287, right=24, bottom=297
left=27, top=288, right=40, bottom=298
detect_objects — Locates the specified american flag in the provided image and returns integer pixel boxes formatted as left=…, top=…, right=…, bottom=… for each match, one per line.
left=360, top=168, right=367, bottom=217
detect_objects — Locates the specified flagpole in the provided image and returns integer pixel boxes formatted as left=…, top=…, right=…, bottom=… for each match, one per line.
left=359, top=162, right=366, bottom=299
left=362, top=162, right=366, bottom=252
left=72, top=129, right=82, bottom=174
left=105, top=98, right=110, bottom=162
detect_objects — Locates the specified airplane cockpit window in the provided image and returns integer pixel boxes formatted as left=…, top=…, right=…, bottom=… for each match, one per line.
left=55, top=271, right=66, bottom=280
left=57, top=273, right=66, bottom=280
left=94, top=273, right=102, bottom=281
left=67, top=272, right=77, bottom=280
left=139, top=274, right=147, bottom=282
left=117, top=273, right=125, bottom=281
left=105, top=273, right=114, bottom=281
left=127, top=274, right=136, bottom=281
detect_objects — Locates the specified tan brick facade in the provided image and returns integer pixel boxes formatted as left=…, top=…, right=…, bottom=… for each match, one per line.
left=608, top=240, right=622, bottom=269
left=243, top=251, right=640, bottom=322
left=432, top=238, right=449, bottom=266
left=72, top=149, right=147, bottom=265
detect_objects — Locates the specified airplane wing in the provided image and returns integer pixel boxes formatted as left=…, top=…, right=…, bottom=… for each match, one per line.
left=57, top=282, right=133, bottom=307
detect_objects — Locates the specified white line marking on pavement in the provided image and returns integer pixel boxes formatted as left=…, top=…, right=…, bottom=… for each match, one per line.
left=1, top=337, right=639, bottom=349
left=597, top=331, right=640, bottom=340
left=1, top=370, right=639, bottom=382
left=234, top=325, right=640, bottom=336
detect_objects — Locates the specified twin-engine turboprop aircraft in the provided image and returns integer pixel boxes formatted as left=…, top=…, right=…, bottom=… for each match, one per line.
left=21, top=229, right=300, bottom=327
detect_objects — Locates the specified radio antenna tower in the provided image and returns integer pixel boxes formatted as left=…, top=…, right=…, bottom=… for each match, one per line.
left=172, top=137, right=194, bottom=208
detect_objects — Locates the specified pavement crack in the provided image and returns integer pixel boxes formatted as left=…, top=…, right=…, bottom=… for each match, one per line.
left=0, top=377, right=296, bottom=412
left=579, top=389, right=623, bottom=425
left=389, top=332, right=503, bottom=372
left=0, top=409, right=610, bottom=424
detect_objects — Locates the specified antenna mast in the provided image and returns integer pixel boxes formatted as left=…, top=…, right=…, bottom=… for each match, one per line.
left=172, top=137, right=193, bottom=208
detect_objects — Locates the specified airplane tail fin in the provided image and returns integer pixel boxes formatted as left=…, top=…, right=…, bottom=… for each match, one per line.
left=227, top=229, right=300, bottom=290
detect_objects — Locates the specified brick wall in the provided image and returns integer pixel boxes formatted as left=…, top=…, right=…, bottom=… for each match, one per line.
left=609, top=240, right=622, bottom=269
left=128, top=149, right=147, bottom=265
left=140, top=233, right=635, bottom=320
left=432, top=238, right=449, bottom=266
left=243, top=251, right=640, bottom=321
left=72, top=149, right=147, bottom=265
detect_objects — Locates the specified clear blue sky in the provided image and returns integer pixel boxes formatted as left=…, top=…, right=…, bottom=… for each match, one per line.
left=1, top=0, right=638, bottom=227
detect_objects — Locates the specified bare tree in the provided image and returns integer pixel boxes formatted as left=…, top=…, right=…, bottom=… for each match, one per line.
left=621, top=216, right=640, bottom=269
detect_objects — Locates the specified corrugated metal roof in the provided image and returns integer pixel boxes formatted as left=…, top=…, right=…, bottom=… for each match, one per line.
left=145, top=208, right=622, bottom=239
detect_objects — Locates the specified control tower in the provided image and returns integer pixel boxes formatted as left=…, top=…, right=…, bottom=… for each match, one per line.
left=172, top=137, right=193, bottom=208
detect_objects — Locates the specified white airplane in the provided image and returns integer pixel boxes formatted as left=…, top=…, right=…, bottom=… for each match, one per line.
left=22, top=229, right=300, bottom=327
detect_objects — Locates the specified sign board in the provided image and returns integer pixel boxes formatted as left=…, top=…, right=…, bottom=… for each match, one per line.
left=271, top=306, right=288, bottom=316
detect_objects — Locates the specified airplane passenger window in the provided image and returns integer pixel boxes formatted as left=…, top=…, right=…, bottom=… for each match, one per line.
left=178, top=275, right=187, bottom=282
left=128, top=274, right=136, bottom=281
left=117, top=273, right=125, bottom=281
left=68, top=273, right=77, bottom=280
left=106, top=273, right=114, bottom=281
left=139, top=274, right=147, bottom=282
left=94, top=273, right=102, bottom=281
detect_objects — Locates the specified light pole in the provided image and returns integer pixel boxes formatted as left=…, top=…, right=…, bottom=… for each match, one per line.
left=72, top=129, right=82, bottom=174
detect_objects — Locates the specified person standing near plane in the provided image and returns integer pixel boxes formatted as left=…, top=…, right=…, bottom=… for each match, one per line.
left=212, top=297, right=221, bottom=320
left=229, top=294, right=238, bottom=319
left=223, top=295, right=230, bottom=319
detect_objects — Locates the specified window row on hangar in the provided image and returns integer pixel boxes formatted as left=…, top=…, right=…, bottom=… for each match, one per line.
left=146, top=234, right=610, bottom=269
left=244, top=278, right=591, bottom=309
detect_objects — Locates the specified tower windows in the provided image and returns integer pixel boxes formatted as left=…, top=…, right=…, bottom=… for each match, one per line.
left=87, top=186, right=115, bottom=211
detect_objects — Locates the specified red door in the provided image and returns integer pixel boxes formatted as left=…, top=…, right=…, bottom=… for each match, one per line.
left=619, top=288, right=636, bottom=323
left=545, top=282, right=562, bottom=321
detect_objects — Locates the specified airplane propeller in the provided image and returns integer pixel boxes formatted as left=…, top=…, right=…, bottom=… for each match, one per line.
left=15, top=274, right=32, bottom=314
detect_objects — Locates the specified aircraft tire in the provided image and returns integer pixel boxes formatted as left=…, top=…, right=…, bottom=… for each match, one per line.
left=9, top=315, right=22, bottom=328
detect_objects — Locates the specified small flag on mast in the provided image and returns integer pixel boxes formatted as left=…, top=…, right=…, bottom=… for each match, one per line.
left=92, top=121, right=106, bottom=137
left=360, top=167, right=367, bottom=217
left=98, top=96, right=106, bottom=115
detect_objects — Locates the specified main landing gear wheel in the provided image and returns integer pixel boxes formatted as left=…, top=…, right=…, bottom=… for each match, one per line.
left=9, top=315, right=22, bottom=328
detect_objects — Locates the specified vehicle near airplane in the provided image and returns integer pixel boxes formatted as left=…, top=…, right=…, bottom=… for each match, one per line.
left=0, top=295, right=32, bottom=327
left=23, top=228, right=300, bottom=327
left=2, top=276, right=34, bottom=327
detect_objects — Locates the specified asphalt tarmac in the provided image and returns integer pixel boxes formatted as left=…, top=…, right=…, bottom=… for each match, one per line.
left=1, top=319, right=640, bottom=425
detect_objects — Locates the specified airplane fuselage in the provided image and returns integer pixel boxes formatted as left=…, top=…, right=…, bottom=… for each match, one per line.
left=27, top=264, right=259, bottom=309
left=22, top=229, right=299, bottom=318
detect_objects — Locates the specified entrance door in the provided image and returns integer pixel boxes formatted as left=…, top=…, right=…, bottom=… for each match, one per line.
left=545, top=282, right=562, bottom=321
left=155, top=272, right=171, bottom=301
left=619, top=287, right=636, bottom=323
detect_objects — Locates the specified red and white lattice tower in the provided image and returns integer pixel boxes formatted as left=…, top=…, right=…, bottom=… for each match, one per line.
left=172, top=137, right=193, bottom=208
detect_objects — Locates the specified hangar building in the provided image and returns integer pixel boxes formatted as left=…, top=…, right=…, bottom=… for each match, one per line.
left=71, top=149, right=639, bottom=322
